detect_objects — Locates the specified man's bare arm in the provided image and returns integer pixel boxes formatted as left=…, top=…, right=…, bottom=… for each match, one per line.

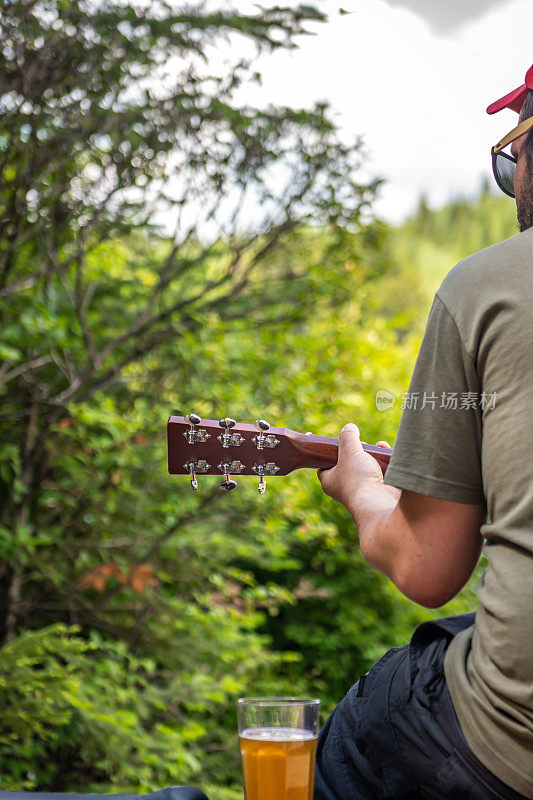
left=318, top=424, right=485, bottom=608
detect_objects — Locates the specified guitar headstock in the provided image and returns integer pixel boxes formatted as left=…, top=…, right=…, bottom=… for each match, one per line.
left=167, top=414, right=322, bottom=494
left=168, top=413, right=391, bottom=493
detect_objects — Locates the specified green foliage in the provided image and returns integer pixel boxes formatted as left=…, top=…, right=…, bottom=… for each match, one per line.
left=0, top=623, right=231, bottom=791
left=390, top=187, right=519, bottom=308
left=0, top=626, right=87, bottom=765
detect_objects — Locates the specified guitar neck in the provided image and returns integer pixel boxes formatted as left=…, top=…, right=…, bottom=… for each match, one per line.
left=290, top=432, right=392, bottom=475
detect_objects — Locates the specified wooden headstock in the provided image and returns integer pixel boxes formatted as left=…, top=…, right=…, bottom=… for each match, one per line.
left=167, top=414, right=392, bottom=493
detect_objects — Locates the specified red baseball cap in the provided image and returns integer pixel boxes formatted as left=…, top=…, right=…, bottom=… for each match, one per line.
left=487, top=64, right=533, bottom=115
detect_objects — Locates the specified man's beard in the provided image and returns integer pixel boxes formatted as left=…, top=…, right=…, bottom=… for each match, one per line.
left=517, top=195, right=533, bottom=232
left=517, top=154, right=533, bottom=232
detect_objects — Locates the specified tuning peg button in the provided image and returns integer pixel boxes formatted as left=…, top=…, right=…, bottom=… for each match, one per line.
left=184, top=413, right=210, bottom=444
left=184, top=461, right=199, bottom=491
left=219, top=417, right=236, bottom=430
left=184, top=459, right=210, bottom=490
left=253, top=462, right=280, bottom=494
left=219, top=460, right=239, bottom=491
left=253, top=419, right=279, bottom=450
left=255, top=463, right=268, bottom=492
left=218, top=417, right=244, bottom=448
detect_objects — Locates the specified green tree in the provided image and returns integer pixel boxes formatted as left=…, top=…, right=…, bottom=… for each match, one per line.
left=0, top=0, right=376, bottom=641
left=0, top=1, right=380, bottom=794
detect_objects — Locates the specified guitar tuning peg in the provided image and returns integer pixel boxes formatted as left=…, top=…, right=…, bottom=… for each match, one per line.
left=219, top=461, right=237, bottom=492
left=253, top=419, right=269, bottom=450
left=184, top=459, right=210, bottom=491
left=185, top=461, right=199, bottom=491
left=253, top=419, right=279, bottom=450
left=218, top=417, right=244, bottom=448
left=184, top=413, right=210, bottom=444
left=254, top=463, right=267, bottom=494
left=253, top=462, right=279, bottom=493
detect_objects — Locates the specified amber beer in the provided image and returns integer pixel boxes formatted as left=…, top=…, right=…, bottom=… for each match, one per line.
left=237, top=699, right=320, bottom=800
left=240, top=727, right=317, bottom=800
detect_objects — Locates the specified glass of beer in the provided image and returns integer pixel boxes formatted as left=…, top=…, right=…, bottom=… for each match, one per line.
left=237, top=697, right=320, bottom=800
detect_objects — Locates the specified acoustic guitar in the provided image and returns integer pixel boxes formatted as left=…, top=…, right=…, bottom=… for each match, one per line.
left=168, top=414, right=392, bottom=493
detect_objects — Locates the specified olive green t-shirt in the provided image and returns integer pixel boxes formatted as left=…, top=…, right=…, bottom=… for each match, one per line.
left=384, top=227, right=533, bottom=798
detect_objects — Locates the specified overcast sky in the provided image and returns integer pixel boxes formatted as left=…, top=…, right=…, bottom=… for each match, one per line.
left=381, top=0, right=511, bottom=33
left=228, top=0, right=532, bottom=223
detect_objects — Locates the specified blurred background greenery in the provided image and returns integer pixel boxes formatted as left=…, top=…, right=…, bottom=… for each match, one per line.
left=0, top=2, right=518, bottom=798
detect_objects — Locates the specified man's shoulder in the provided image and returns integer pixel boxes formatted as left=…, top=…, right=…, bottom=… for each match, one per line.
left=437, top=227, right=533, bottom=311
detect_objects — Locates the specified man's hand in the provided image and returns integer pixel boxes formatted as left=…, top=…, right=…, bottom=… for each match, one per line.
left=316, top=422, right=484, bottom=608
left=317, top=423, right=399, bottom=515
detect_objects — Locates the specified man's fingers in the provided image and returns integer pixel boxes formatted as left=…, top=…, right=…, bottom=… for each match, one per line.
left=340, top=422, right=360, bottom=438
left=376, top=440, right=392, bottom=449
left=338, top=423, right=363, bottom=464
left=317, top=467, right=334, bottom=491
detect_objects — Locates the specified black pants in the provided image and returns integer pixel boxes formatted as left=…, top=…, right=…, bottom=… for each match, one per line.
left=314, top=614, right=527, bottom=800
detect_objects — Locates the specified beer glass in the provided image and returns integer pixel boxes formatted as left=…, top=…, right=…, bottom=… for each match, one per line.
left=237, top=697, right=320, bottom=800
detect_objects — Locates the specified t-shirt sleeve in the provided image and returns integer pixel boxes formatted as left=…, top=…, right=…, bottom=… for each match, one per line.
left=384, top=293, right=485, bottom=505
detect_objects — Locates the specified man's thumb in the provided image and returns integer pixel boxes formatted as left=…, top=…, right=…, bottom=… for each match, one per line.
left=337, top=423, right=363, bottom=463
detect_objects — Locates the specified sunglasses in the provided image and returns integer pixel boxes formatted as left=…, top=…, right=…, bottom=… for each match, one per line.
left=492, top=115, right=533, bottom=198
